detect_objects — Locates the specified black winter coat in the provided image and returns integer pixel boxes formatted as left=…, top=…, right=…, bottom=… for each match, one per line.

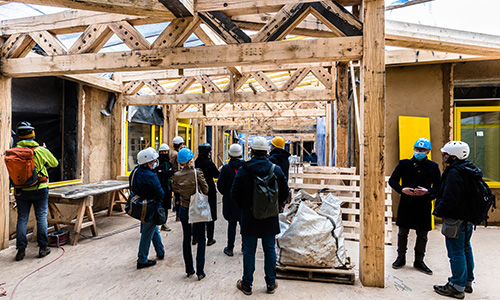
left=155, top=155, right=175, bottom=208
left=130, top=166, right=165, bottom=202
left=434, top=160, right=482, bottom=222
left=195, top=156, right=220, bottom=221
left=269, top=148, right=291, bottom=179
left=217, top=158, right=244, bottom=222
left=231, top=157, right=289, bottom=236
left=389, top=157, right=441, bottom=231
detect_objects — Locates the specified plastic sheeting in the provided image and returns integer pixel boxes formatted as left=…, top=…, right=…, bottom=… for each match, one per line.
left=277, top=190, right=347, bottom=268
left=127, top=105, right=164, bottom=126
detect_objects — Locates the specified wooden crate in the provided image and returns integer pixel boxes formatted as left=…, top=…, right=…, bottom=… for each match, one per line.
left=276, top=265, right=355, bottom=285
left=288, top=166, right=393, bottom=245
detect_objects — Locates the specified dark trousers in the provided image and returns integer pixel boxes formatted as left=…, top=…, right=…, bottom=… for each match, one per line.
left=207, top=221, right=215, bottom=242
left=179, top=206, right=206, bottom=276
left=227, top=221, right=238, bottom=251
left=397, top=226, right=429, bottom=261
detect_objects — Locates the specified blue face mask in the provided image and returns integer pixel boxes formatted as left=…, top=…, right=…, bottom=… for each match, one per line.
left=414, top=151, right=427, bottom=160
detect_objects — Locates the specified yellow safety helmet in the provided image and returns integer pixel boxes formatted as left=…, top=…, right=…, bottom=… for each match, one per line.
left=271, top=136, right=285, bottom=149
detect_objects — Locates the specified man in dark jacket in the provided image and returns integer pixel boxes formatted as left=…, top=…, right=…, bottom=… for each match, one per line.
left=269, top=136, right=291, bottom=180
left=195, top=143, right=220, bottom=246
left=231, top=136, right=289, bottom=295
left=217, top=143, right=245, bottom=257
left=433, top=141, right=477, bottom=299
left=389, top=138, right=441, bottom=275
left=130, top=147, right=165, bottom=269
left=155, top=143, right=175, bottom=231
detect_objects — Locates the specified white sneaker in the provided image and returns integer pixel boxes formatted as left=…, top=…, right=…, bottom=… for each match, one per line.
left=161, top=224, right=171, bottom=231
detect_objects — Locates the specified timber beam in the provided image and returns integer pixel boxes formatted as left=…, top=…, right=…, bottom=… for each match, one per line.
left=1, top=36, right=362, bottom=77
left=178, top=109, right=326, bottom=119
left=123, top=89, right=332, bottom=106
left=2, top=0, right=174, bottom=19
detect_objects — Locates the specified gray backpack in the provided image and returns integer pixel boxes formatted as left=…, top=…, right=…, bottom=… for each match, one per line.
left=246, top=164, right=279, bottom=219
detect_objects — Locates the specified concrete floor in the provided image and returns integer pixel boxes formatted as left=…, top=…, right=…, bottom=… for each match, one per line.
left=1, top=203, right=499, bottom=300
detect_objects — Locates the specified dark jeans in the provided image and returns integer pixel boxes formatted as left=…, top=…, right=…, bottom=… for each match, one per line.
left=138, top=221, right=164, bottom=264
left=227, top=221, right=238, bottom=251
left=397, top=226, right=429, bottom=261
left=16, top=188, right=49, bottom=249
left=241, top=234, right=276, bottom=287
left=207, top=221, right=215, bottom=242
left=179, top=206, right=206, bottom=276
left=446, top=221, right=474, bottom=292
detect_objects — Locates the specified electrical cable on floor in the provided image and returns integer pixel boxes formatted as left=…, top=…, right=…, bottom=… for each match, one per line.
left=9, top=247, right=65, bottom=300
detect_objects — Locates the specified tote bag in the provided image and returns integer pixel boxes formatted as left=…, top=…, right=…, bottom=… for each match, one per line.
left=188, top=169, right=212, bottom=224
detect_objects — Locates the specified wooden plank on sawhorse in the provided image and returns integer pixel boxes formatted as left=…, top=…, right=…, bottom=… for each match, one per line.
left=47, top=195, right=97, bottom=245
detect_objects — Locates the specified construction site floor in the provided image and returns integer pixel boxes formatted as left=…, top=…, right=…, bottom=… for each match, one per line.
left=1, top=204, right=499, bottom=300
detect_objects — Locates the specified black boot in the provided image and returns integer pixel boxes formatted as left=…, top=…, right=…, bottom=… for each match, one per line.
left=39, top=246, right=51, bottom=258
left=137, top=259, right=157, bottom=269
left=392, top=256, right=406, bottom=269
left=433, top=283, right=464, bottom=299
left=15, top=248, right=26, bottom=261
left=414, top=260, right=433, bottom=275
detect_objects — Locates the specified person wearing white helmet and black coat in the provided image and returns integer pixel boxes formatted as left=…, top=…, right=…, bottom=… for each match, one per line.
left=433, top=141, right=479, bottom=299
left=389, top=138, right=441, bottom=275
left=155, top=143, right=175, bottom=231
left=217, top=143, right=245, bottom=257
left=195, top=143, right=220, bottom=246
left=130, top=147, right=165, bottom=269
left=231, top=136, right=289, bottom=295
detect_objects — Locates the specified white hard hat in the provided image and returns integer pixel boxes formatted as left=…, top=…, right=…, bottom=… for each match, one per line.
left=173, top=136, right=184, bottom=144
left=228, top=144, right=243, bottom=157
left=251, top=136, right=269, bottom=151
left=137, top=147, right=159, bottom=165
left=159, top=143, right=170, bottom=151
left=441, top=141, right=470, bottom=160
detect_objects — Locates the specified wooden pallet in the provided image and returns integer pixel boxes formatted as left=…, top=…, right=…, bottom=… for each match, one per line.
left=276, top=265, right=355, bottom=285
left=288, top=166, right=393, bottom=245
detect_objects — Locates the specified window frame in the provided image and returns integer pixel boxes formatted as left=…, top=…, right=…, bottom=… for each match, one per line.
left=454, top=105, right=500, bottom=188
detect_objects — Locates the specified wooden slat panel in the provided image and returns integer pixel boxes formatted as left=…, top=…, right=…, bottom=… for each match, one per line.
left=310, top=67, right=333, bottom=89
left=151, top=17, right=200, bottom=49
left=195, top=75, right=222, bottom=93
left=168, top=76, right=196, bottom=94
left=123, top=80, right=145, bottom=95
left=253, top=71, right=278, bottom=91
left=144, top=79, right=168, bottom=95
left=199, top=11, right=251, bottom=44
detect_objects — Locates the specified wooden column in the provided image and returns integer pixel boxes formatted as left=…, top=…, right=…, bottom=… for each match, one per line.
left=192, top=118, right=200, bottom=152
left=167, top=105, right=177, bottom=144
left=359, top=0, right=386, bottom=287
left=162, top=105, right=169, bottom=144
left=112, top=97, right=126, bottom=178
left=0, top=76, right=12, bottom=250
left=336, top=62, right=349, bottom=167
left=442, top=63, right=454, bottom=142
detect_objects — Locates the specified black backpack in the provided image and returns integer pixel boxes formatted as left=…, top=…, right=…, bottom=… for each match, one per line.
left=246, top=164, right=279, bottom=220
left=463, top=172, right=496, bottom=226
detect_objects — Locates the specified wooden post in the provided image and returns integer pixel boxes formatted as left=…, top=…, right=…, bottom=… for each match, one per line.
left=168, top=105, right=177, bottom=144
left=162, top=105, right=169, bottom=143
left=359, top=0, right=386, bottom=287
left=442, top=63, right=454, bottom=143
left=0, top=76, right=12, bottom=250
left=192, top=118, right=200, bottom=152
left=112, top=96, right=126, bottom=178
left=336, top=62, right=349, bottom=167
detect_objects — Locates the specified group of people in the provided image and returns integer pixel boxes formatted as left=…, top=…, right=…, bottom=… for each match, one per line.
left=130, top=135, right=290, bottom=295
left=9, top=121, right=484, bottom=298
left=390, top=137, right=483, bottom=299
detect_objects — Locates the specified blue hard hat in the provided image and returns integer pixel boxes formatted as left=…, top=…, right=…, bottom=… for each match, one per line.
left=414, top=138, right=432, bottom=150
left=177, top=147, right=194, bottom=163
